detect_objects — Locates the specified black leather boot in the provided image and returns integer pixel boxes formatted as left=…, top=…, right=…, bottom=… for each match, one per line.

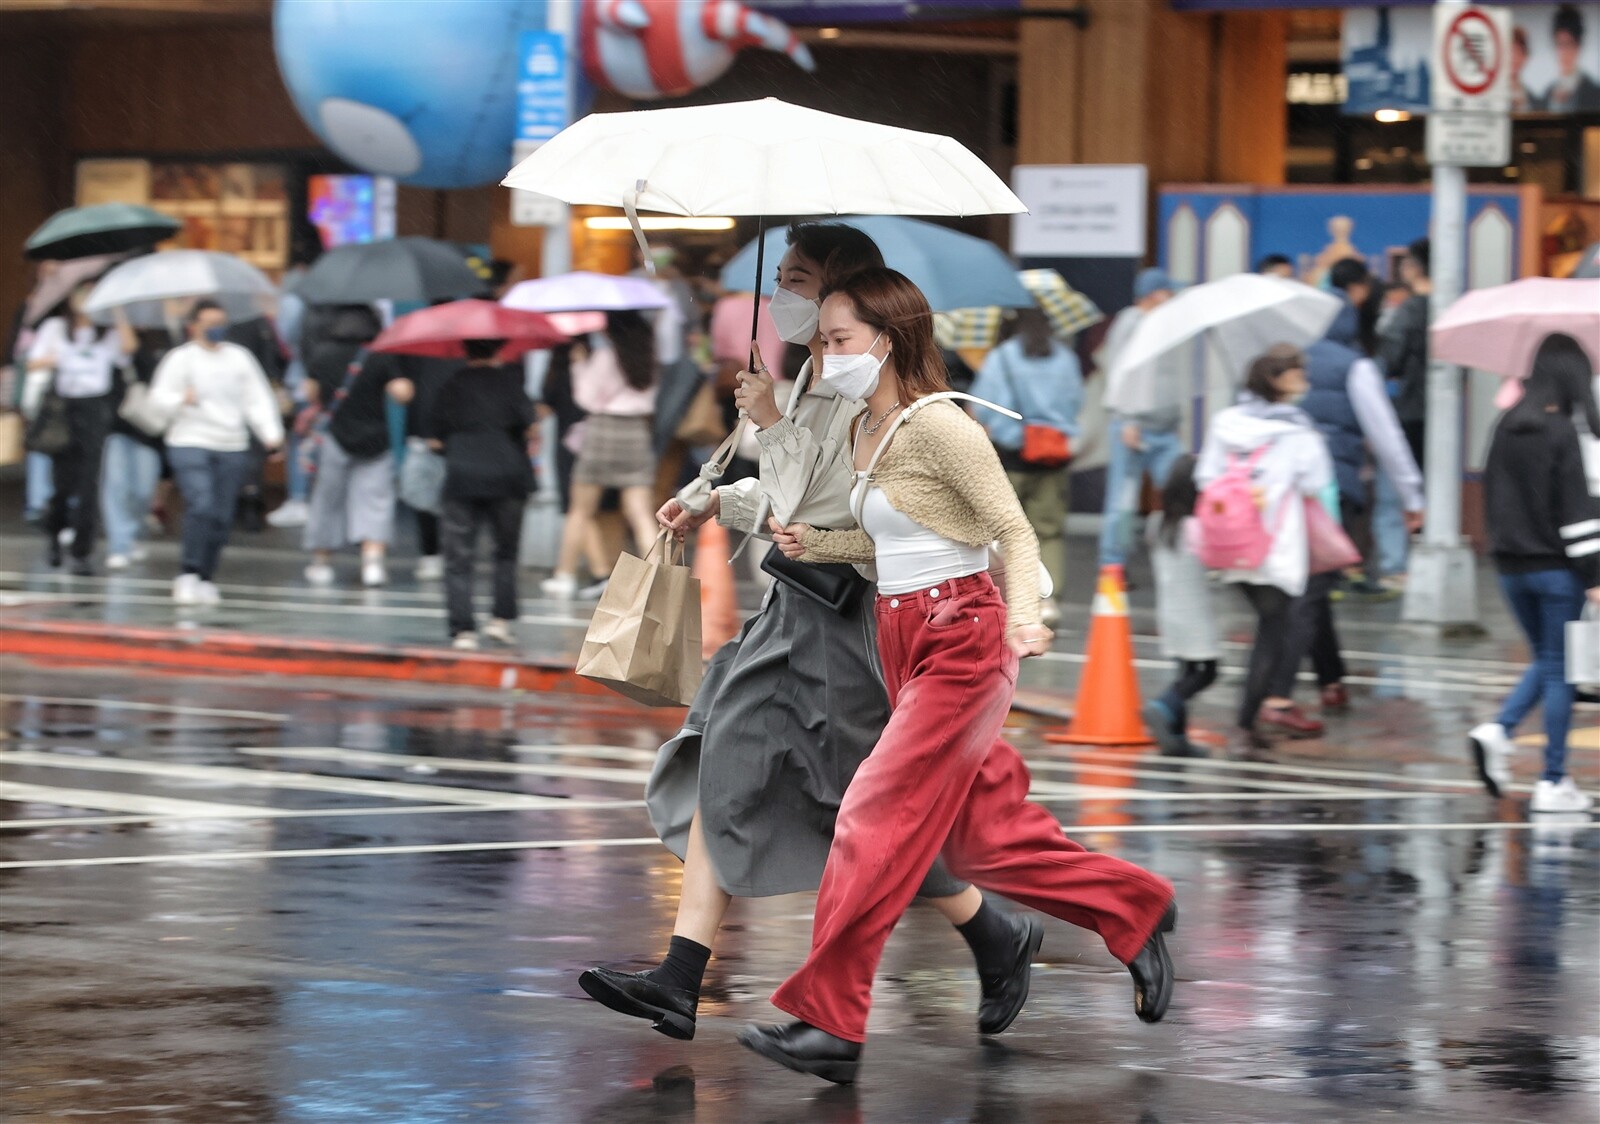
left=978, top=913, right=1043, bottom=1036
left=578, top=966, right=697, bottom=1040
left=737, top=1021, right=862, bottom=1085
left=1128, top=901, right=1177, bottom=1024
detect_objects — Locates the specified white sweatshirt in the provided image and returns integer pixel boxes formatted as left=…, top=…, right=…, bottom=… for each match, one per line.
left=148, top=341, right=284, bottom=452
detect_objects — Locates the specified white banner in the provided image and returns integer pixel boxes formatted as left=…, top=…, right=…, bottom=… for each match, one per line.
left=1011, top=165, right=1147, bottom=258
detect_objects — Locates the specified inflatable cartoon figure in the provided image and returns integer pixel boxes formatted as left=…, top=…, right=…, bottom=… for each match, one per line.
left=580, top=0, right=814, bottom=99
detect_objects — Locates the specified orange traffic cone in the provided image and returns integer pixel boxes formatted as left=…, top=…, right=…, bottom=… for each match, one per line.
left=695, top=519, right=739, bottom=660
left=1044, top=565, right=1154, bottom=747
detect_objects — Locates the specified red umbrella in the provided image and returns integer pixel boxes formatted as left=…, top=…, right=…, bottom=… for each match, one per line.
left=370, top=300, right=568, bottom=360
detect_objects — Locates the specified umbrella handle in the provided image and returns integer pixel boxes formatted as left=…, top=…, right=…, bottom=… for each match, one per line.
left=622, top=181, right=656, bottom=277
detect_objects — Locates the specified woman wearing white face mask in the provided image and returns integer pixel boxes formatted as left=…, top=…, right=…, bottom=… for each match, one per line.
left=579, top=224, right=1034, bottom=1047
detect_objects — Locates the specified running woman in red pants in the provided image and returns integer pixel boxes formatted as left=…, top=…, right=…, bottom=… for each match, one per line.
left=746, top=268, right=1178, bottom=1084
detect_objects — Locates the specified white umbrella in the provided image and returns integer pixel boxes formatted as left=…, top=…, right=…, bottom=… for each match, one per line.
left=501, top=272, right=672, bottom=313
left=85, top=250, right=276, bottom=328
left=1105, top=274, right=1342, bottom=416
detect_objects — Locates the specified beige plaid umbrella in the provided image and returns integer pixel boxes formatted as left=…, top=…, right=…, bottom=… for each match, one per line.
left=935, top=269, right=1103, bottom=350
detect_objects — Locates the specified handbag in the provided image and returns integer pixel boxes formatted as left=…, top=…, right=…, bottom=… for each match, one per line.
left=299, top=353, right=366, bottom=482
left=1304, top=495, right=1362, bottom=574
left=117, top=381, right=168, bottom=437
left=761, top=545, right=870, bottom=614
left=674, top=381, right=726, bottom=447
left=25, top=390, right=70, bottom=456
left=576, top=532, right=704, bottom=707
left=996, top=346, right=1072, bottom=468
left=0, top=412, right=24, bottom=467
left=398, top=436, right=446, bottom=515
left=1566, top=604, right=1600, bottom=688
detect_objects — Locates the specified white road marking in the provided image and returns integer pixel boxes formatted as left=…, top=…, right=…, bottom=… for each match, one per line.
left=0, top=820, right=1589, bottom=870
left=237, top=746, right=652, bottom=784
left=1023, top=758, right=1406, bottom=796
left=0, top=780, right=269, bottom=818
left=0, top=749, right=561, bottom=807
left=0, top=693, right=286, bottom=722
left=0, top=799, right=647, bottom=831
left=1112, top=753, right=1599, bottom=797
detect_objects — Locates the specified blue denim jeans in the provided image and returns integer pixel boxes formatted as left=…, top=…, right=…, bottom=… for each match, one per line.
left=25, top=450, right=53, bottom=520
left=168, top=446, right=251, bottom=581
left=1371, top=468, right=1410, bottom=578
left=1497, top=567, right=1585, bottom=782
left=1098, top=426, right=1184, bottom=567
left=99, top=433, right=162, bottom=557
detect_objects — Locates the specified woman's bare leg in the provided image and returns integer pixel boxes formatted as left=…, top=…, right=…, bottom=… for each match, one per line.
left=927, top=884, right=983, bottom=927
left=620, top=485, right=663, bottom=557
left=672, top=810, right=733, bottom=948
left=553, top=482, right=601, bottom=578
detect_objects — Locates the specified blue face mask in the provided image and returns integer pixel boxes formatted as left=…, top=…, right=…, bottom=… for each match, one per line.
left=203, top=326, right=228, bottom=344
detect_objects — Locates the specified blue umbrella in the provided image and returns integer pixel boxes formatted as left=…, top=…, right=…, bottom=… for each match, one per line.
left=720, top=216, right=1032, bottom=312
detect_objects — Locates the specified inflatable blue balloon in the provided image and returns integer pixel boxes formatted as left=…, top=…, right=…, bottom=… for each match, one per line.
left=273, top=0, right=590, bottom=189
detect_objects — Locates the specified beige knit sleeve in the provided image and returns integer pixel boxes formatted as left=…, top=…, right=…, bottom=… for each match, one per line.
left=923, top=409, right=1043, bottom=633
left=798, top=525, right=876, bottom=565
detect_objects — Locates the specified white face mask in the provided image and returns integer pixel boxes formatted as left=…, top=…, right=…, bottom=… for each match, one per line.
left=768, top=286, right=820, bottom=345
left=820, top=332, right=887, bottom=401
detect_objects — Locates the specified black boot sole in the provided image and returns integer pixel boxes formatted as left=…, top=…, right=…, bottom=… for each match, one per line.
left=737, top=1025, right=859, bottom=1085
left=1469, top=734, right=1504, bottom=798
left=1132, top=901, right=1178, bottom=1024
left=578, top=969, right=696, bottom=1040
left=979, top=915, right=1044, bottom=1036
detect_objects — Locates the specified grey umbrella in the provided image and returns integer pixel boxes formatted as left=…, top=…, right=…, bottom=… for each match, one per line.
left=295, top=237, right=482, bottom=304
left=25, top=204, right=181, bottom=262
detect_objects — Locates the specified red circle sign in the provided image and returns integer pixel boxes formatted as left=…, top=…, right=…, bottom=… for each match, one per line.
left=1443, top=9, right=1503, bottom=97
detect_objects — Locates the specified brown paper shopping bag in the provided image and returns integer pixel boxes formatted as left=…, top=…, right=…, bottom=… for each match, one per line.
left=0, top=412, right=24, bottom=468
left=576, top=533, right=703, bottom=707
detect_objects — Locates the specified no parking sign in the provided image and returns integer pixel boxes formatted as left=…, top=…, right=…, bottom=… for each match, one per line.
left=1427, top=4, right=1512, bottom=167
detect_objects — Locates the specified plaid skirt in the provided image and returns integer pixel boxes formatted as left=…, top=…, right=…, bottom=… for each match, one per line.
left=572, top=414, right=654, bottom=490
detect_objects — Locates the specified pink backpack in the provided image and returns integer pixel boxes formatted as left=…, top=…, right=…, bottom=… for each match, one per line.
left=1197, top=446, right=1274, bottom=571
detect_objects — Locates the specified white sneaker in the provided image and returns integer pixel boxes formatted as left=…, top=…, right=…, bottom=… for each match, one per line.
left=305, top=563, right=335, bottom=587
left=1468, top=722, right=1515, bottom=798
left=482, top=618, right=516, bottom=645
left=266, top=500, right=309, bottom=528
left=196, top=581, right=222, bottom=607
left=415, top=554, right=445, bottom=581
left=105, top=553, right=130, bottom=571
left=451, top=632, right=480, bottom=651
left=172, top=573, right=201, bottom=606
left=577, top=578, right=610, bottom=601
left=361, top=560, right=388, bottom=587
left=58, top=528, right=75, bottom=547
left=1530, top=776, right=1595, bottom=814
left=541, top=574, right=577, bottom=599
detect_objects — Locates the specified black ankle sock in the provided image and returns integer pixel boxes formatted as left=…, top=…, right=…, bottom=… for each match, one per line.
left=647, top=935, right=711, bottom=995
left=956, top=900, right=1018, bottom=977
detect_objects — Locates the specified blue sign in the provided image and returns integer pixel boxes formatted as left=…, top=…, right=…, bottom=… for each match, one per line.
left=516, top=31, right=569, bottom=143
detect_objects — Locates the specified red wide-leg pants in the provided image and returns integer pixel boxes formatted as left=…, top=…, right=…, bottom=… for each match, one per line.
left=769, top=573, right=1174, bottom=1043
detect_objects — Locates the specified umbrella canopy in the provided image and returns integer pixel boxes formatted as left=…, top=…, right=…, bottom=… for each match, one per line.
left=25, top=204, right=181, bottom=262
left=369, top=300, right=567, bottom=361
left=1106, top=274, right=1342, bottom=416
left=502, top=98, right=1026, bottom=218
left=84, top=251, right=276, bottom=328
left=501, top=271, right=672, bottom=314
left=22, top=255, right=125, bottom=327
left=1431, top=277, right=1599, bottom=382
left=935, top=269, right=1102, bottom=349
left=720, top=216, right=1031, bottom=312
left=296, top=237, right=483, bottom=304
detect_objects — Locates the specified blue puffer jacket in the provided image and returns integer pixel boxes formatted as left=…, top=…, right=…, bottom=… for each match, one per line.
left=1301, top=300, right=1365, bottom=507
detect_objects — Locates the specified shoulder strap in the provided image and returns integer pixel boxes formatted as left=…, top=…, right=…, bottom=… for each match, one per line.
left=850, top=392, right=1021, bottom=524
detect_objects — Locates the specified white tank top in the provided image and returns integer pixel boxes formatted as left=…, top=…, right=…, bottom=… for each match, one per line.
left=853, top=475, right=988, bottom=595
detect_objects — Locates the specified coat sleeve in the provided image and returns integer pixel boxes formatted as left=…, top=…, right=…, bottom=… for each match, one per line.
left=240, top=351, right=285, bottom=448
left=798, top=525, right=876, bottom=564
left=145, top=347, right=188, bottom=426
left=1194, top=421, right=1227, bottom=490
left=1555, top=424, right=1600, bottom=588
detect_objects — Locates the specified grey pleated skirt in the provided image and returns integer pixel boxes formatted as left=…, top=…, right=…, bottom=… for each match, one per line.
left=646, top=580, right=968, bottom=899
left=573, top=414, right=655, bottom=490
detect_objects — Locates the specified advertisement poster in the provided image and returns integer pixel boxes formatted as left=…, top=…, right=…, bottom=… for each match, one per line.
left=1344, top=4, right=1600, bottom=114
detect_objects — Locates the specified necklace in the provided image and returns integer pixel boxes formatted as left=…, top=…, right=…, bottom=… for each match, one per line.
left=860, top=401, right=902, bottom=436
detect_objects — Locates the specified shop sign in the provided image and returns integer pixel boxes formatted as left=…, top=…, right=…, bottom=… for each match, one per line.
left=1011, top=165, right=1146, bottom=259
left=516, top=31, right=570, bottom=143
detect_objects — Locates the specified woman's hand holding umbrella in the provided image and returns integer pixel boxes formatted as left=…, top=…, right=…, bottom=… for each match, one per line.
left=733, top=345, right=780, bottom=429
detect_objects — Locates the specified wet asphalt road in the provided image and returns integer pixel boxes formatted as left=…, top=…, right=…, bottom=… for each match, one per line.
left=0, top=658, right=1595, bottom=1124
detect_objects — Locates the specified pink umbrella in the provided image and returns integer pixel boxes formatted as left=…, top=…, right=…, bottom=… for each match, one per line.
left=369, top=300, right=567, bottom=361
left=1430, top=278, right=1599, bottom=408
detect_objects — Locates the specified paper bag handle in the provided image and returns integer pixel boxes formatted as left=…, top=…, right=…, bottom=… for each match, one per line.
left=646, top=530, right=687, bottom=568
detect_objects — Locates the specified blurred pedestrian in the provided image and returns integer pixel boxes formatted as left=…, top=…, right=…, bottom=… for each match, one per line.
left=24, top=281, right=136, bottom=575
left=1196, top=346, right=1334, bottom=749
left=148, top=300, right=284, bottom=605
left=100, top=327, right=174, bottom=570
left=300, top=306, right=398, bottom=588
left=542, top=311, right=660, bottom=599
left=969, top=306, right=1082, bottom=625
left=425, top=339, right=536, bottom=650
left=1470, top=334, right=1600, bottom=814
left=1256, top=253, right=1295, bottom=280
left=1144, top=455, right=1217, bottom=757
left=1098, top=268, right=1181, bottom=569
left=266, top=241, right=321, bottom=529
left=1374, top=238, right=1432, bottom=588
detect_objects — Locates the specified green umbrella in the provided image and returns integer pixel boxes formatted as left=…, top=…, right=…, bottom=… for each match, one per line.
left=25, top=203, right=181, bottom=262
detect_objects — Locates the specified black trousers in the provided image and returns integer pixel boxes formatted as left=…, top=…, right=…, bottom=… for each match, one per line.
left=416, top=510, right=440, bottom=557
left=442, top=495, right=524, bottom=635
left=1237, top=583, right=1294, bottom=731
left=1274, top=570, right=1347, bottom=698
left=45, top=396, right=114, bottom=562
left=1158, top=659, right=1219, bottom=733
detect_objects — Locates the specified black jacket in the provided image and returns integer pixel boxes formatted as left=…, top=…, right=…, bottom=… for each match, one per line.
left=1483, top=409, right=1600, bottom=586
left=426, top=363, right=535, bottom=500
left=1377, top=293, right=1429, bottom=426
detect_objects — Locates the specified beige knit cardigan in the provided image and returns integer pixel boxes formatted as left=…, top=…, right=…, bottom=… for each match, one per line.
left=797, top=400, right=1043, bottom=633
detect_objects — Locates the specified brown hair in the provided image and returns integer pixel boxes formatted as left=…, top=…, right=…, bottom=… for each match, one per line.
left=1245, top=344, right=1307, bottom=402
left=821, top=267, right=949, bottom=401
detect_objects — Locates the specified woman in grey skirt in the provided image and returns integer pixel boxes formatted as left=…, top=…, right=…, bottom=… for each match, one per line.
left=578, top=224, right=1039, bottom=1042
left=541, top=311, right=661, bottom=599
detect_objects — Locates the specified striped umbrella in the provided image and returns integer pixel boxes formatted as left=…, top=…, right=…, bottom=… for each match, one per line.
left=935, top=270, right=1103, bottom=350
